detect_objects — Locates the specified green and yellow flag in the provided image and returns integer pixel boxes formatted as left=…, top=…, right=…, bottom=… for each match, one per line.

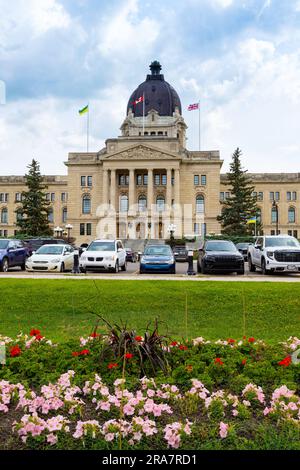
left=79, top=104, right=89, bottom=116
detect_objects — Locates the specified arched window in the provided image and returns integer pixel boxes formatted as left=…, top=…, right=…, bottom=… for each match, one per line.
left=1, top=208, right=8, bottom=224
left=138, top=195, right=147, bottom=212
left=62, top=207, right=67, bottom=223
left=48, top=208, right=54, bottom=223
left=82, top=195, right=91, bottom=214
left=271, top=206, right=278, bottom=223
left=156, top=195, right=165, bottom=212
left=288, top=207, right=295, bottom=224
left=196, top=195, right=205, bottom=214
left=120, top=195, right=128, bottom=213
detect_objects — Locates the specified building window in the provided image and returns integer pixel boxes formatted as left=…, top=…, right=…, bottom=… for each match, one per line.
left=120, top=195, right=128, bottom=212
left=80, top=223, right=85, bottom=236
left=46, top=193, right=50, bottom=201
left=194, top=175, right=199, bottom=186
left=48, top=208, right=54, bottom=224
left=271, top=230, right=275, bottom=236
left=15, top=193, right=22, bottom=202
left=201, top=175, right=207, bottom=186
left=293, top=230, right=298, bottom=239
left=287, top=192, right=291, bottom=201
left=288, top=207, right=296, bottom=224
left=252, top=192, right=257, bottom=198
left=119, top=174, right=129, bottom=186
left=288, top=230, right=292, bottom=237
left=292, top=192, right=297, bottom=201
left=154, top=174, right=160, bottom=186
left=61, top=193, right=68, bottom=202
left=270, top=192, right=274, bottom=201
left=275, top=191, right=280, bottom=201
left=51, top=193, right=55, bottom=202
left=138, top=195, right=147, bottom=212
left=87, top=176, right=93, bottom=187
left=196, top=195, right=205, bottom=214
left=82, top=195, right=91, bottom=214
left=271, top=207, right=278, bottom=223
left=143, top=174, right=148, bottom=186
left=161, top=174, right=167, bottom=186
left=220, top=192, right=225, bottom=201
left=81, top=176, right=86, bottom=187
left=156, top=196, right=165, bottom=212
left=258, top=192, right=263, bottom=201
left=86, top=223, right=92, bottom=236
left=62, top=207, right=67, bottom=224
left=194, top=223, right=200, bottom=234
left=1, top=208, right=8, bottom=224
left=136, top=175, right=142, bottom=186
left=0, top=193, right=9, bottom=203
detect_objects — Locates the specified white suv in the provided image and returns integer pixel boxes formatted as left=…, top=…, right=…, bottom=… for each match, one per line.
left=79, top=239, right=126, bottom=273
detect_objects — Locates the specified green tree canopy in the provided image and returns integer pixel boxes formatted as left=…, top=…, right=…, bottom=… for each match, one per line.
left=16, top=159, right=52, bottom=236
left=217, top=148, right=261, bottom=236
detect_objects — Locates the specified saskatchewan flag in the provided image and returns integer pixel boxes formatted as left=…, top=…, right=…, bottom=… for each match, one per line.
left=246, top=217, right=257, bottom=224
left=79, top=104, right=89, bottom=116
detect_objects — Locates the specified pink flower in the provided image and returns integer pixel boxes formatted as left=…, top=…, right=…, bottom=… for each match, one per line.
left=219, top=422, right=229, bottom=439
left=47, top=433, right=58, bottom=445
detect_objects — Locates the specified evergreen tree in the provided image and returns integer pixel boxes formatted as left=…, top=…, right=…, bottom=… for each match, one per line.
left=217, top=148, right=260, bottom=236
left=16, top=159, right=52, bottom=236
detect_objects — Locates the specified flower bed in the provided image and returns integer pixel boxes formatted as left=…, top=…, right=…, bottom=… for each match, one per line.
left=0, top=330, right=300, bottom=450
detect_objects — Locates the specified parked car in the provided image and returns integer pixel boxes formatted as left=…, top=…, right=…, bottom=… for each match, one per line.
left=79, top=239, right=126, bottom=273
left=26, top=244, right=75, bottom=272
left=0, top=239, right=30, bottom=272
left=24, top=238, right=67, bottom=256
left=248, top=235, right=300, bottom=275
left=197, top=240, right=244, bottom=274
left=172, top=245, right=188, bottom=262
left=125, top=248, right=137, bottom=263
left=236, top=242, right=253, bottom=261
left=140, top=244, right=176, bottom=274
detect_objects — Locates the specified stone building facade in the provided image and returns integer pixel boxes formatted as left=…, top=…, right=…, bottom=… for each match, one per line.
left=0, top=62, right=300, bottom=243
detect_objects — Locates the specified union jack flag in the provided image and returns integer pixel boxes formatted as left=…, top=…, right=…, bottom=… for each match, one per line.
left=188, top=103, right=199, bottom=111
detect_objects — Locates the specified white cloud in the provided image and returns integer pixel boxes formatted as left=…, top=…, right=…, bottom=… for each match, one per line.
left=97, top=0, right=160, bottom=59
left=211, top=0, right=234, bottom=8
left=295, top=1, right=300, bottom=12
left=257, top=0, right=272, bottom=19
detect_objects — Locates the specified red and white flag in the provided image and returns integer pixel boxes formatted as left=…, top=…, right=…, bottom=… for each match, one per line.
left=133, top=95, right=144, bottom=105
left=188, top=103, right=199, bottom=111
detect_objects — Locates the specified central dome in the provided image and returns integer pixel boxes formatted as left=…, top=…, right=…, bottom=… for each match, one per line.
left=127, top=61, right=182, bottom=117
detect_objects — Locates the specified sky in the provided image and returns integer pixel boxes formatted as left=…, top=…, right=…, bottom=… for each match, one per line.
left=0, top=0, right=300, bottom=175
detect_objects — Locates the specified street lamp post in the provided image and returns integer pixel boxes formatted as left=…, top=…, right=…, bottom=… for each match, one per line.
left=272, top=201, right=279, bottom=235
left=167, top=224, right=176, bottom=243
left=54, top=226, right=63, bottom=238
left=65, top=224, right=73, bottom=244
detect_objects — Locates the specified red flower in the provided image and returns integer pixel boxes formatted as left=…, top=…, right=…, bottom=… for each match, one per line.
left=170, top=341, right=178, bottom=347
left=227, top=338, right=235, bottom=344
left=248, top=337, right=255, bottom=343
left=35, top=334, right=44, bottom=341
left=135, top=336, right=143, bottom=342
left=108, top=363, right=118, bottom=370
left=241, top=359, right=247, bottom=366
left=10, top=345, right=21, bottom=357
left=214, top=358, right=224, bottom=365
left=30, top=329, right=41, bottom=337
left=186, top=365, right=193, bottom=372
left=80, top=349, right=90, bottom=356
left=243, top=336, right=247, bottom=340
left=125, top=353, right=134, bottom=359
left=72, top=351, right=80, bottom=357
left=278, top=356, right=292, bottom=367
left=90, top=332, right=100, bottom=338
left=179, top=345, right=188, bottom=351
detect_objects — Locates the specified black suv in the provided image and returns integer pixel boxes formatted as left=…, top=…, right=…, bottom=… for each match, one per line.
left=172, top=245, right=188, bottom=262
left=197, top=240, right=245, bottom=275
left=24, top=238, right=67, bottom=256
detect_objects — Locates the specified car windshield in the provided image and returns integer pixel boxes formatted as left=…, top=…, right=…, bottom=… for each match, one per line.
left=0, top=240, right=9, bottom=249
left=265, top=237, right=300, bottom=248
left=36, top=246, right=64, bottom=255
left=236, top=243, right=250, bottom=249
left=88, top=242, right=115, bottom=252
left=205, top=241, right=236, bottom=252
left=144, top=246, right=172, bottom=256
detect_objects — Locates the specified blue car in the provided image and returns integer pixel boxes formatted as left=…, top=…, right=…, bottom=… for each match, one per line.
left=0, top=239, right=29, bottom=272
left=140, top=244, right=176, bottom=274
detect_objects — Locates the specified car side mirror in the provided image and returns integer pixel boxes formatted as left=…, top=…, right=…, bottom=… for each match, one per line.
left=254, top=245, right=261, bottom=250
left=118, top=248, right=123, bottom=252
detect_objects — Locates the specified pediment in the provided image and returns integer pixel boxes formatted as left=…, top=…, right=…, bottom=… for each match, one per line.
left=103, top=144, right=181, bottom=161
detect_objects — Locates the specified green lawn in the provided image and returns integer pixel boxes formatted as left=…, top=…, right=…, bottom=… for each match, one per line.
left=0, top=279, right=299, bottom=342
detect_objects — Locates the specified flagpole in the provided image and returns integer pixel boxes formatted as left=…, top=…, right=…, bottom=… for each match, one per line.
left=142, top=93, right=145, bottom=136
left=199, top=100, right=201, bottom=151
left=87, top=102, right=90, bottom=153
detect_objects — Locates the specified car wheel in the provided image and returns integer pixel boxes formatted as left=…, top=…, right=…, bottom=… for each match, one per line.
left=80, top=267, right=86, bottom=274
left=170, top=266, right=176, bottom=274
left=261, top=258, right=270, bottom=275
left=0, top=258, right=9, bottom=273
left=60, top=262, right=65, bottom=273
left=237, top=266, right=245, bottom=275
left=248, top=256, right=256, bottom=272
left=21, top=257, right=28, bottom=271
left=121, top=261, right=127, bottom=272
left=113, top=261, right=119, bottom=273
left=201, top=262, right=209, bottom=275
left=197, top=262, right=201, bottom=273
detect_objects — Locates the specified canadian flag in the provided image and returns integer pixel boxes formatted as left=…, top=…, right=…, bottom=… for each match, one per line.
left=133, top=95, right=144, bottom=105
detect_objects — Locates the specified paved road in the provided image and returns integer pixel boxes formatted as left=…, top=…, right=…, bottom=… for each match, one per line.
left=1, top=261, right=300, bottom=282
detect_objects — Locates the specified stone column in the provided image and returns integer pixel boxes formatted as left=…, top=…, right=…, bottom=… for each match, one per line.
left=128, top=169, right=135, bottom=215
left=110, top=169, right=116, bottom=210
left=166, top=168, right=172, bottom=211
left=147, top=169, right=153, bottom=213
left=174, top=169, right=180, bottom=206
left=174, top=168, right=181, bottom=237
left=102, top=169, right=109, bottom=206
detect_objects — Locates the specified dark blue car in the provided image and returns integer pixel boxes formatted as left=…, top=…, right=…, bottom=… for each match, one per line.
left=140, top=244, right=176, bottom=274
left=0, top=239, right=29, bottom=272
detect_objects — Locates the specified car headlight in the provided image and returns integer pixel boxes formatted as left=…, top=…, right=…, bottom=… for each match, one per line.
left=51, top=258, right=61, bottom=263
left=105, top=255, right=115, bottom=261
left=267, top=251, right=274, bottom=259
left=167, top=257, right=175, bottom=263
left=206, top=256, right=216, bottom=262
left=141, top=257, right=147, bottom=263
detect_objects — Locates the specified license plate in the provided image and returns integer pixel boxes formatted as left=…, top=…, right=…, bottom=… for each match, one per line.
left=287, top=265, right=297, bottom=271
